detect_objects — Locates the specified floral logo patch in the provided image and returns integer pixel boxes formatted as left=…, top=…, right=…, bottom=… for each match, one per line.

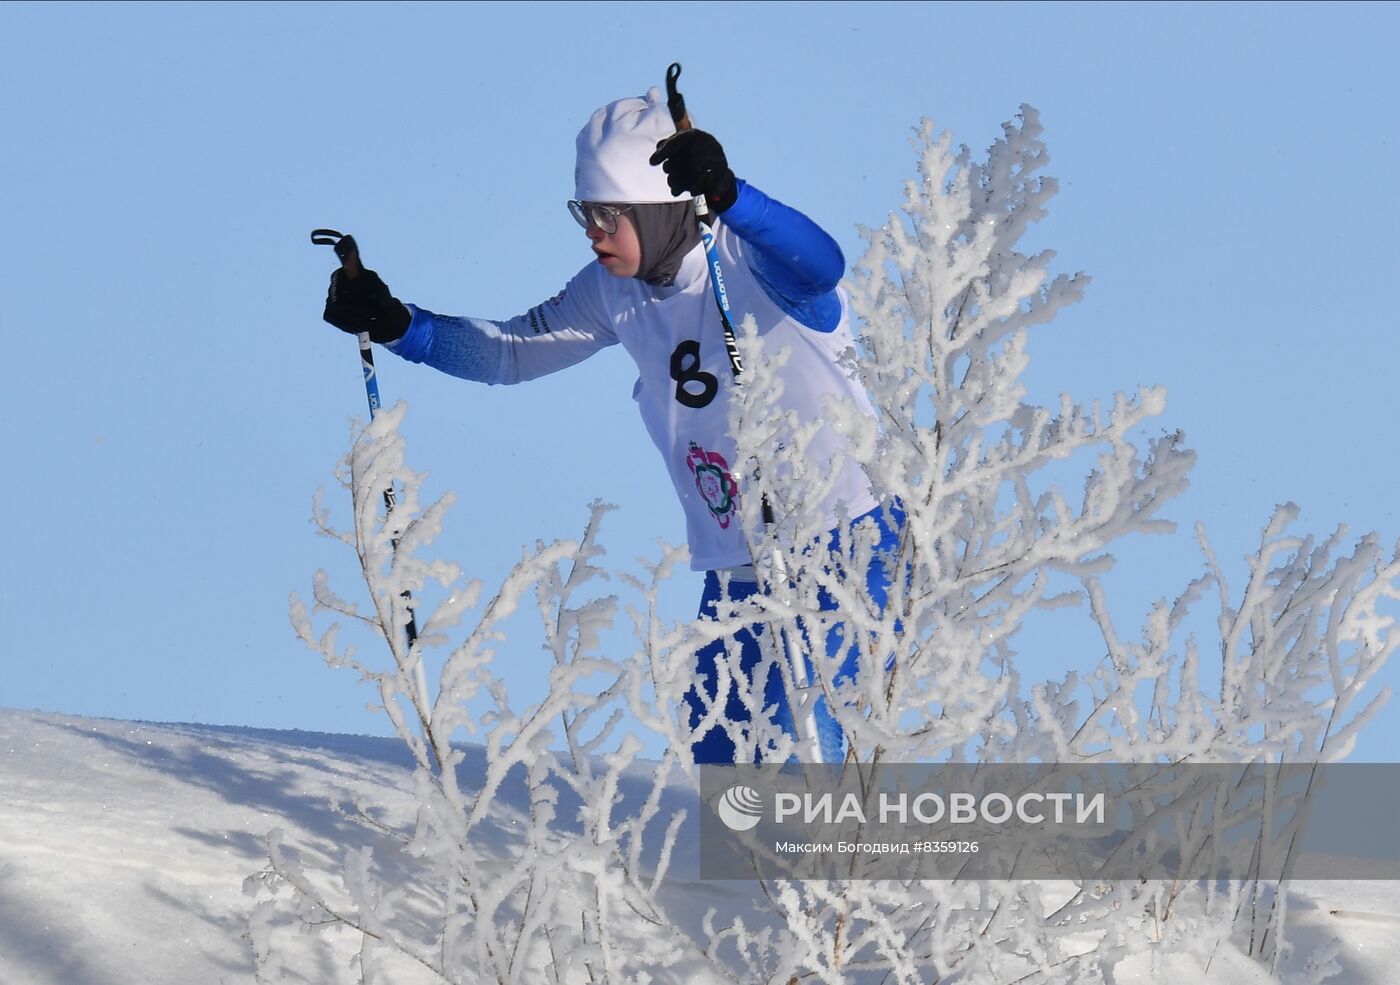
left=686, top=441, right=739, bottom=529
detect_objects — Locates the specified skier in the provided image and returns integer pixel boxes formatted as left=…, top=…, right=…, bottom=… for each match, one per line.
left=321, top=86, right=901, bottom=764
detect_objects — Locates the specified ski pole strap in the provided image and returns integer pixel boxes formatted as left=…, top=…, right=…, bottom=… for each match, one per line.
left=665, top=63, right=690, bottom=131
left=310, top=228, right=364, bottom=279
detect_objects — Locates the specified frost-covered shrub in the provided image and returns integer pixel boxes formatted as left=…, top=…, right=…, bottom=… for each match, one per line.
left=712, top=107, right=1398, bottom=982
left=247, top=403, right=721, bottom=984
left=247, top=109, right=1398, bottom=984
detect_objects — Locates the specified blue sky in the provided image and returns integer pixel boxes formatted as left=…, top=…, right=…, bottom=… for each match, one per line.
left=3, top=2, right=1398, bottom=757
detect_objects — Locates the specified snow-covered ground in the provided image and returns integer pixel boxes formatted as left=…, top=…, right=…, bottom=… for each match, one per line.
left=1, top=708, right=1395, bottom=984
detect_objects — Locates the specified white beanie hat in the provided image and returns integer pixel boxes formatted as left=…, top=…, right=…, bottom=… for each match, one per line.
left=574, top=87, right=691, bottom=204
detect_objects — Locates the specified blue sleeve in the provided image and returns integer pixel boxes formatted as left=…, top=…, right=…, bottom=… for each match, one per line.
left=719, top=180, right=844, bottom=333
left=389, top=305, right=504, bottom=382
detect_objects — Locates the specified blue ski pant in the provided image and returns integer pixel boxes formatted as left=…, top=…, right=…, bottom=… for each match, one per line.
left=685, top=501, right=905, bottom=764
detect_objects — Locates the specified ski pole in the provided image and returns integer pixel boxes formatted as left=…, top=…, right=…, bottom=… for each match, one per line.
left=310, top=228, right=420, bottom=652
left=665, top=62, right=746, bottom=379
left=663, top=65, right=825, bottom=763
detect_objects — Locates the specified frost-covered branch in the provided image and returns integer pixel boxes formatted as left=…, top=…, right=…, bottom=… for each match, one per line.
left=258, top=404, right=749, bottom=984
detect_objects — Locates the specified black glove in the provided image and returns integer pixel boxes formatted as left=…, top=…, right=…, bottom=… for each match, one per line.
left=322, top=267, right=411, bottom=343
left=649, top=129, right=738, bottom=214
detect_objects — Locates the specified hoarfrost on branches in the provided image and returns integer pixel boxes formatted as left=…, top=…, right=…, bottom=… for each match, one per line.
left=255, top=403, right=719, bottom=984
left=248, top=108, right=1399, bottom=984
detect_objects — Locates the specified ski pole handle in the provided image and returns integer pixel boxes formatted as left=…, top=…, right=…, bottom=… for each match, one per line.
left=664, top=62, right=712, bottom=220
left=311, top=228, right=381, bottom=417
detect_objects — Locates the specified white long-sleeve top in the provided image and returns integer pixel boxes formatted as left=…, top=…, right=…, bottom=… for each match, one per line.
left=388, top=184, right=878, bottom=570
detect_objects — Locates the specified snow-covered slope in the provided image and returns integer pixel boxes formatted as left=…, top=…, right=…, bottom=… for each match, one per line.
left=0, top=708, right=1394, bottom=985
left=0, top=709, right=425, bottom=985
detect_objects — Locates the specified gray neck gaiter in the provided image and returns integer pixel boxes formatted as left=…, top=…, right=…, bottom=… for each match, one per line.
left=630, top=201, right=701, bottom=286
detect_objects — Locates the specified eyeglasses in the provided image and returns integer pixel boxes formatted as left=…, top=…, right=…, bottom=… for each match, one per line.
left=567, top=200, right=634, bottom=235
